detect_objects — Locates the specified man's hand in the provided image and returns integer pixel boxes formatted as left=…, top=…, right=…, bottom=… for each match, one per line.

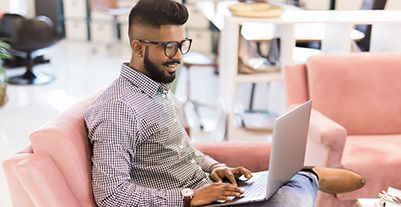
left=210, top=166, right=253, bottom=186
left=191, top=183, right=244, bottom=206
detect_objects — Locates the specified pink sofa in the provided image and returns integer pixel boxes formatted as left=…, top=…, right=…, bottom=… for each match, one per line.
left=2, top=94, right=270, bottom=207
left=284, top=52, right=401, bottom=207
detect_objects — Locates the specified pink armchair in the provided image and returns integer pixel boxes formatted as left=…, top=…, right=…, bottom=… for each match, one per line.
left=284, top=52, right=401, bottom=207
left=2, top=94, right=270, bottom=207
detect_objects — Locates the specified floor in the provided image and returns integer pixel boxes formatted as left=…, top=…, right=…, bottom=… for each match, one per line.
left=0, top=40, right=284, bottom=206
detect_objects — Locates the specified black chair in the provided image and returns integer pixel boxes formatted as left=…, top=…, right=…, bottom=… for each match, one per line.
left=0, top=14, right=61, bottom=85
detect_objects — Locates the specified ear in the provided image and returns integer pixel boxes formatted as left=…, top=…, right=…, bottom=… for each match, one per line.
left=131, top=40, right=144, bottom=58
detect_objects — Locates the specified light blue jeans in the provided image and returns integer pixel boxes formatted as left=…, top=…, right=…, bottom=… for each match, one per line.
left=236, top=172, right=318, bottom=207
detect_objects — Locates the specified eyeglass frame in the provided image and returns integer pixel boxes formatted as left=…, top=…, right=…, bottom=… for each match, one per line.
left=137, top=38, right=192, bottom=58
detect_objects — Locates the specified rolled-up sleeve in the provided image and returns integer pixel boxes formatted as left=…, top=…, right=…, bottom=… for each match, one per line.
left=86, top=101, right=184, bottom=207
left=193, top=148, right=220, bottom=173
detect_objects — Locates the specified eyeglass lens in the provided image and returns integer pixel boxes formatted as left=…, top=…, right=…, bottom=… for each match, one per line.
left=165, top=39, right=191, bottom=57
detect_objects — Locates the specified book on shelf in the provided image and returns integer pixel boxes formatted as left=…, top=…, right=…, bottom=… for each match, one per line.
left=381, top=187, right=401, bottom=207
left=357, top=187, right=401, bottom=207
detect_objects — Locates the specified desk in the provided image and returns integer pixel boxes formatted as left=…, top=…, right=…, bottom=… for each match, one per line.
left=201, top=1, right=401, bottom=139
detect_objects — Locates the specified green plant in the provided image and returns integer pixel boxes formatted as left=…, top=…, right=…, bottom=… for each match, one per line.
left=0, top=41, right=11, bottom=81
left=0, top=41, right=10, bottom=106
left=0, top=41, right=11, bottom=60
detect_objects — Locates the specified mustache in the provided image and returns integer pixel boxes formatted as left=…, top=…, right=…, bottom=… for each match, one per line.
left=163, top=60, right=181, bottom=66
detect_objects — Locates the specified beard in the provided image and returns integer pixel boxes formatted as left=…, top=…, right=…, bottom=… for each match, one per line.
left=143, top=48, right=178, bottom=84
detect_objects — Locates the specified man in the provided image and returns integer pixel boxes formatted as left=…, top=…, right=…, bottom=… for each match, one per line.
left=84, top=0, right=364, bottom=206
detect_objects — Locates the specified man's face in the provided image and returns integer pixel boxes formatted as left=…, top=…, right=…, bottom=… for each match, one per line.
left=140, top=25, right=185, bottom=83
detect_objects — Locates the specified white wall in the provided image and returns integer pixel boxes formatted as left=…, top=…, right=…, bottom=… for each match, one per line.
left=303, top=0, right=330, bottom=10
left=0, top=0, right=35, bottom=17
left=336, top=0, right=363, bottom=10
left=386, top=0, right=401, bottom=10
left=0, top=1, right=10, bottom=13
left=303, top=0, right=364, bottom=10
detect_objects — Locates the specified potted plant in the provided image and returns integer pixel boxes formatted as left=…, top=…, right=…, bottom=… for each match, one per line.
left=0, top=40, right=11, bottom=106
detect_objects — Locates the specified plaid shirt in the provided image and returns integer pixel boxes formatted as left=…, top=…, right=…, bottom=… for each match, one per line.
left=84, top=64, right=219, bottom=207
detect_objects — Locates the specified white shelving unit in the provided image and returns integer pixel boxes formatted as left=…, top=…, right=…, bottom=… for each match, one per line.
left=90, top=0, right=135, bottom=44
left=90, top=11, right=117, bottom=44
left=62, top=0, right=137, bottom=43
left=0, top=0, right=34, bottom=17
left=218, top=7, right=401, bottom=139
left=185, top=2, right=213, bottom=54
left=63, top=0, right=88, bottom=41
left=118, top=12, right=131, bottom=45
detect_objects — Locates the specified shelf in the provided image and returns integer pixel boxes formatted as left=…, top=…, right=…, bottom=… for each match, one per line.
left=236, top=72, right=282, bottom=83
left=225, top=123, right=273, bottom=142
left=234, top=47, right=321, bottom=84
left=293, top=47, right=322, bottom=63
left=231, top=10, right=401, bottom=25
left=241, top=23, right=364, bottom=42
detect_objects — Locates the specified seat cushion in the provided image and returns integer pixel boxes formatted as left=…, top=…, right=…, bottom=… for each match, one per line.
left=337, top=134, right=401, bottom=200
left=307, top=53, right=401, bottom=135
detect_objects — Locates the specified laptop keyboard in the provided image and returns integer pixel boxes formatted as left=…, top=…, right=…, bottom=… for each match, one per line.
left=239, top=172, right=268, bottom=197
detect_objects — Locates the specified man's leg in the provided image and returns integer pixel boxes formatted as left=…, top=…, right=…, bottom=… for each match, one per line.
left=236, top=172, right=318, bottom=207
left=234, top=167, right=364, bottom=207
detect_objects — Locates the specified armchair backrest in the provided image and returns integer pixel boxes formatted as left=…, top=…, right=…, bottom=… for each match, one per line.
left=29, top=94, right=99, bottom=206
left=13, top=16, right=59, bottom=51
left=285, top=52, right=401, bottom=135
left=0, top=13, right=24, bottom=40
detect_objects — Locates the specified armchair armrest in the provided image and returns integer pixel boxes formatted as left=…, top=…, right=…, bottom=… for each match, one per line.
left=14, top=154, right=80, bottom=207
left=305, top=109, right=347, bottom=167
left=2, top=154, right=35, bottom=207
left=194, top=141, right=270, bottom=172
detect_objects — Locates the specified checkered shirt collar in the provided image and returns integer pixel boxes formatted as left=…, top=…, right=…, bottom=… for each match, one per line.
left=121, top=63, right=170, bottom=98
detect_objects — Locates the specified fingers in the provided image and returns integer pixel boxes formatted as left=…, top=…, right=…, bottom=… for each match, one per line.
left=210, top=172, right=223, bottom=183
left=194, top=183, right=245, bottom=206
left=223, top=190, right=242, bottom=197
left=209, top=183, right=244, bottom=202
left=221, top=183, right=244, bottom=195
left=224, top=170, right=237, bottom=186
left=235, top=167, right=253, bottom=179
left=219, top=184, right=244, bottom=198
left=210, top=183, right=243, bottom=193
left=211, top=166, right=253, bottom=186
left=217, top=195, right=231, bottom=201
left=211, top=168, right=237, bottom=186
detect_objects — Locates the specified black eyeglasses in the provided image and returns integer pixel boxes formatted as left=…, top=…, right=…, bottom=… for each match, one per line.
left=138, top=38, right=192, bottom=58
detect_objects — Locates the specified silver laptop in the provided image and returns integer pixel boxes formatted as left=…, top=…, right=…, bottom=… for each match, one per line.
left=206, top=100, right=312, bottom=206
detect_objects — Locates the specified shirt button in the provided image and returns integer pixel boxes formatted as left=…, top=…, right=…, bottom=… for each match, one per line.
left=173, top=118, right=177, bottom=123
left=191, top=159, right=196, bottom=164
left=162, top=94, right=167, bottom=99
left=179, top=145, right=184, bottom=149
left=202, top=178, right=207, bottom=182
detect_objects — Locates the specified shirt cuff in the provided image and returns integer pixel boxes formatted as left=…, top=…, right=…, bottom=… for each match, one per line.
left=197, top=155, right=220, bottom=172
left=160, top=188, right=184, bottom=207
left=210, top=163, right=227, bottom=171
